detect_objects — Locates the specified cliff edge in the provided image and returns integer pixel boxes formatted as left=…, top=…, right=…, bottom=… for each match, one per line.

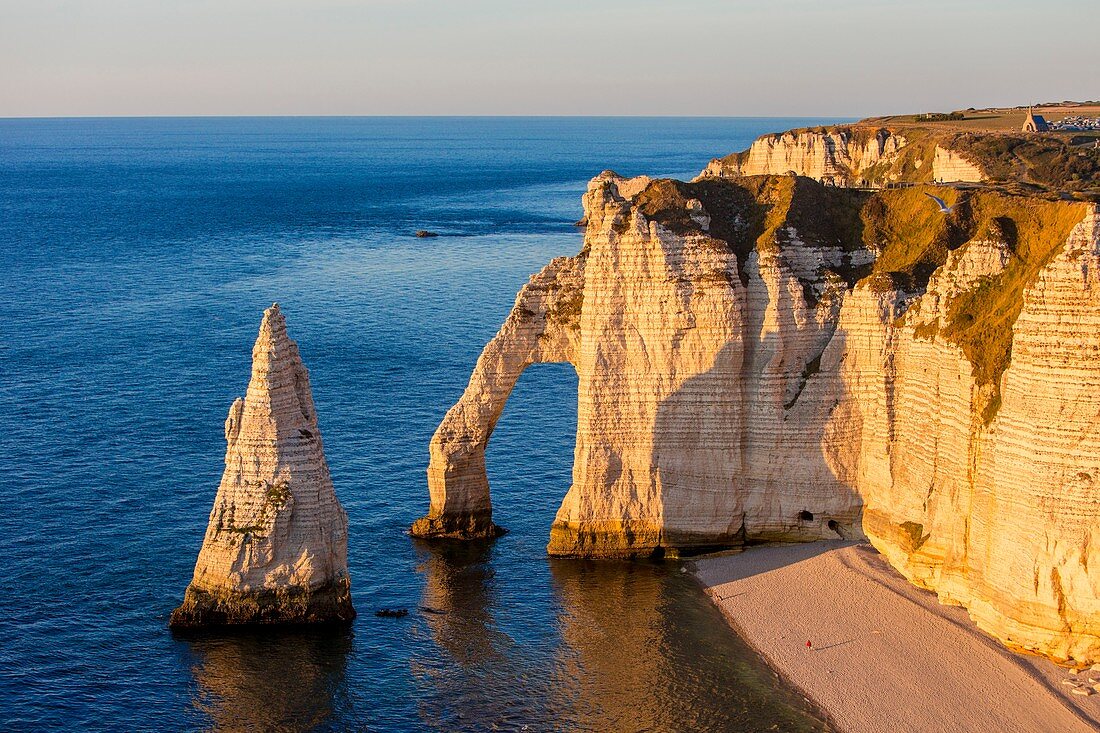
left=415, top=159, right=1100, bottom=663
left=697, top=121, right=1100, bottom=202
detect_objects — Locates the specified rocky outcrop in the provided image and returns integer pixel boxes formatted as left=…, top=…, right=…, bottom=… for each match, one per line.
left=549, top=176, right=871, bottom=556
left=417, top=168, right=1100, bottom=663
left=171, top=304, right=354, bottom=628
left=699, top=127, right=910, bottom=186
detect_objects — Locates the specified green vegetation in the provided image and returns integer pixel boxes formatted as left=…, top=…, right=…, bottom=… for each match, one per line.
left=939, top=195, right=1086, bottom=386
left=265, top=481, right=291, bottom=507
left=863, top=186, right=966, bottom=291
left=899, top=521, right=929, bottom=552
left=630, top=177, right=768, bottom=281
left=626, top=174, right=1089, bottom=409
left=226, top=524, right=265, bottom=535
left=859, top=186, right=1086, bottom=390
left=947, top=132, right=1100, bottom=199
left=546, top=290, right=583, bottom=324
left=711, top=121, right=1099, bottom=200
left=631, top=175, right=872, bottom=291
left=915, top=112, right=965, bottom=122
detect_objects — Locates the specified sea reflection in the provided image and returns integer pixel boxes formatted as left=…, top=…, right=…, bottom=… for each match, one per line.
left=412, top=542, right=830, bottom=733
left=548, top=560, right=673, bottom=732
left=547, top=560, right=830, bottom=732
left=410, top=540, right=562, bottom=731
left=178, top=626, right=353, bottom=732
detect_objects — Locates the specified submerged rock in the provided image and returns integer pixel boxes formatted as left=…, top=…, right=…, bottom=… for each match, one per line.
left=170, top=304, right=354, bottom=629
left=415, top=230, right=439, bottom=238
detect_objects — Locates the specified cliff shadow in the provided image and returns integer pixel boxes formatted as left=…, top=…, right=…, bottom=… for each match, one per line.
left=175, top=625, right=354, bottom=731
left=652, top=309, right=863, bottom=551
left=692, top=539, right=861, bottom=587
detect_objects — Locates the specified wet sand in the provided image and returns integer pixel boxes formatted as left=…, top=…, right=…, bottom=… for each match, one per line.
left=693, top=541, right=1100, bottom=733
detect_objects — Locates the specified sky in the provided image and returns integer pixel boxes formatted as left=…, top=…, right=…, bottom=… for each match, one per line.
left=1, top=0, right=1096, bottom=117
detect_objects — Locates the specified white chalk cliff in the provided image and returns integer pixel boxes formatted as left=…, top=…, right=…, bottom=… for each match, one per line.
left=414, top=166, right=1100, bottom=664
left=172, top=304, right=354, bottom=627
left=698, top=127, right=986, bottom=185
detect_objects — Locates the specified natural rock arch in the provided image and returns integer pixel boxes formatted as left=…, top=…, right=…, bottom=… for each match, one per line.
left=410, top=255, right=585, bottom=539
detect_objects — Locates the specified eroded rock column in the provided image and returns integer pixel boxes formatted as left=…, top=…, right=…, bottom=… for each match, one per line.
left=171, top=304, right=354, bottom=628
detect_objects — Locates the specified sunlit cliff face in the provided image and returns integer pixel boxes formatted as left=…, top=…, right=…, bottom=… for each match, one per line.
left=415, top=166, right=1100, bottom=664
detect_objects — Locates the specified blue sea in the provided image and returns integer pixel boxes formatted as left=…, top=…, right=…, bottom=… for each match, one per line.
left=0, top=117, right=848, bottom=732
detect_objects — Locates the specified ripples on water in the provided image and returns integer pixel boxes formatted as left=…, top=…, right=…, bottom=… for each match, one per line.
left=0, top=117, right=844, bottom=731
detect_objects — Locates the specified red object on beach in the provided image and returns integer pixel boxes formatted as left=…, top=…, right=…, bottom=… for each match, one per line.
left=806, top=640, right=813, bottom=648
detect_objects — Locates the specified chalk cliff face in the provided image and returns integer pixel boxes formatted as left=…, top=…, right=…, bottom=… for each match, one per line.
left=699, top=128, right=986, bottom=186
left=416, top=169, right=1100, bottom=663
left=931, top=145, right=985, bottom=183
left=699, top=128, right=908, bottom=185
left=171, top=304, right=354, bottom=628
left=857, top=208, right=1100, bottom=663
left=410, top=254, right=585, bottom=539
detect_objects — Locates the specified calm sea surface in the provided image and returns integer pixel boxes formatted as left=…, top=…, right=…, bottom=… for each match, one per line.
left=0, top=117, right=848, bottom=732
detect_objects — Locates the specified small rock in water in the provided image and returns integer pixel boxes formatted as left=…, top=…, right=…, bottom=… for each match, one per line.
left=1062, top=679, right=1080, bottom=687
left=1070, top=687, right=1094, bottom=696
left=1092, top=663, right=1100, bottom=672
left=375, top=608, right=409, bottom=618
left=1093, top=683, right=1100, bottom=693
left=415, top=230, right=439, bottom=238
left=1071, top=667, right=1083, bottom=674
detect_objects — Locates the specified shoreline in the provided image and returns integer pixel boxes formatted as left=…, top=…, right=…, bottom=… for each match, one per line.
left=691, top=541, right=1100, bottom=733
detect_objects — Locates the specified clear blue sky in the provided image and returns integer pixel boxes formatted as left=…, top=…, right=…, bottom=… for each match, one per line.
left=2, top=0, right=1096, bottom=117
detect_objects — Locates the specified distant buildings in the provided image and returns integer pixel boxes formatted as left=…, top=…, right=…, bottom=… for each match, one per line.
left=1022, top=108, right=1049, bottom=132
left=1021, top=107, right=1100, bottom=132
left=1047, top=115, right=1100, bottom=131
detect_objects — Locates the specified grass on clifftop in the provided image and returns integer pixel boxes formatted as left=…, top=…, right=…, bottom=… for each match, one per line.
left=947, top=133, right=1100, bottom=199
left=630, top=176, right=1090, bottom=401
left=863, top=186, right=1086, bottom=387
left=632, top=176, right=872, bottom=290
left=708, top=121, right=1100, bottom=200
left=939, top=195, right=1087, bottom=386
left=863, top=186, right=967, bottom=291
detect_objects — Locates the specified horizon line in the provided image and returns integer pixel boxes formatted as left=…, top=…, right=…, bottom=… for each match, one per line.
left=0, top=113, right=867, bottom=121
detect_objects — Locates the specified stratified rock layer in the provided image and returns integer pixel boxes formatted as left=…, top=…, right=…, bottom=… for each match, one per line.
left=419, top=168, right=1100, bottom=663
left=411, top=253, right=585, bottom=539
left=698, top=127, right=986, bottom=186
left=171, top=304, right=354, bottom=628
